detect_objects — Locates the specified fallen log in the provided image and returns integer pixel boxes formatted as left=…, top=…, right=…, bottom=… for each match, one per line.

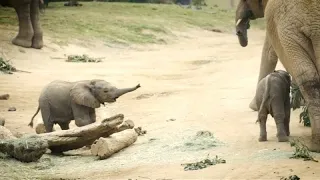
left=91, top=129, right=138, bottom=160
left=28, top=114, right=134, bottom=153
left=0, top=126, right=48, bottom=162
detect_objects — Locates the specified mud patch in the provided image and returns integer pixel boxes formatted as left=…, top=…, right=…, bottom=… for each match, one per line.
left=181, top=130, right=222, bottom=151
left=135, top=93, right=154, bottom=100
left=190, top=60, right=212, bottom=66
left=135, top=91, right=176, bottom=100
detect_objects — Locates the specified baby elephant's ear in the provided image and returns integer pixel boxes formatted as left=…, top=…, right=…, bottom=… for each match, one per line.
left=70, top=82, right=101, bottom=108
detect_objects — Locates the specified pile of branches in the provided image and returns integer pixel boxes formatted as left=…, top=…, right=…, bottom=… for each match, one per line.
left=290, top=83, right=310, bottom=127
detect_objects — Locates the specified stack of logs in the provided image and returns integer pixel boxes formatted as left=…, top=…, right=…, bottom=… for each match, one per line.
left=0, top=114, right=138, bottom=162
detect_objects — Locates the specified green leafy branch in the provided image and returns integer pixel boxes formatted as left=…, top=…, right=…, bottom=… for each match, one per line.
left=290, top=83, right=310, bottom=127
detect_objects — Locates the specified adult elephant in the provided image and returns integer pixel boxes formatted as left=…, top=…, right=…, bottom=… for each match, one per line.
left=235, top=0, right=320, bottom=152
left=0, top=0, right=43, bottom=49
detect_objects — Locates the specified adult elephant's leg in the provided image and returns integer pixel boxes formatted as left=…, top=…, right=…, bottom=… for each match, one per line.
left=278, top=30, right=320, bottom=152
left=30, top=0, right=43, bottom=49
left=307, top=34, right=320, bottom=152
left=249, top=36, right=278, bottom=111
left=11, top=0, right=34, bottom=48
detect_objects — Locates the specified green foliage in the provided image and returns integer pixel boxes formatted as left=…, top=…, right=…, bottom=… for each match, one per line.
left=289, top=138, right=318, bottom=162
left=290, top=83, right=310, bottom=127
left=181, top=154, right=226, bottom=171
left=290, top=83, right=304, bottom=110
left=299, top=106, right=311, bottom=127
left=0, top=57, right=16, bottom=74
left=65, top=54, right=104, bottom=63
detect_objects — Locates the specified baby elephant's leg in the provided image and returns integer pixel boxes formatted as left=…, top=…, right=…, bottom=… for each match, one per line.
left=271, top=100, right=288, bottom=142
left=258, top=110, right=268, bottom=141
left=284, top=98, right=291, bottom=136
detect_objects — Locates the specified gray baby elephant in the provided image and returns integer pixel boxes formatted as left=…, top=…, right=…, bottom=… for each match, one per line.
left=29, top=79, right=141, bottom=133
left=255, top=70, right=291, bottom=142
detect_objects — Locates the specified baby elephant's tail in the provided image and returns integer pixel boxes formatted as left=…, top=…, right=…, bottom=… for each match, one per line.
left=29, top=106, right=40, bottom=127
left=256, top=75, right=271, bottom=123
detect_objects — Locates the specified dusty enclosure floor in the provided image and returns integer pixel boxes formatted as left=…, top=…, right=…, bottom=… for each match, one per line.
left=0, top=29, right=320, bottom=179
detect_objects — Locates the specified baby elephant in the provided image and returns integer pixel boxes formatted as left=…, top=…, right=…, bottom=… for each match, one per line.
left=255, top=70, right=291, bottom=142
left=29, top=79, right=141, bottom=133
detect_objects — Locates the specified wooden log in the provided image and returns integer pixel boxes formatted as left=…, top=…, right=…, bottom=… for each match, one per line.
left=28, top=114, right=126, bottom=153
left=91, top=129, right=138, bottom=160
left=0, top=126, right=48, bottom=162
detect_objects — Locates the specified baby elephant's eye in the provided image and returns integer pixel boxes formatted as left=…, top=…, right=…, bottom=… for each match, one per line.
left=104, top=90, right=108, bottom=93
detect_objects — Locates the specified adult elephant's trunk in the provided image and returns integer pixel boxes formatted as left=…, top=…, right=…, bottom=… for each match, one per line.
left=115, top=84, right=141, bottom=98
left=236, top=18, right=250, bottom=47
left=235, top=2, right=254, bottom=47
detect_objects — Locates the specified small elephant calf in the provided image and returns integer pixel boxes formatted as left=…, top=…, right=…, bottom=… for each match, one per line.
left=255, top=70, right=291, bottom=142
left=29, top=79, right=141, bottom=133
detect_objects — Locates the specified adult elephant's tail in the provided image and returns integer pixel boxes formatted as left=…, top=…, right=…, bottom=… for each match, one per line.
left=29, top=106, right=40, bottom=127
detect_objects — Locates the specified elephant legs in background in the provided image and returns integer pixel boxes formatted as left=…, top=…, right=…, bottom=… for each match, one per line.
left=30, top=0, right=43, bottom=48
left=12, top=0, right=43, bottom=49
left=250, top=36, right=278, bottom=111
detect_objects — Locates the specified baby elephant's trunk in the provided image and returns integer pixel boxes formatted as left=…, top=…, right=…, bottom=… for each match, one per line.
left=115, top=84, right=141, bottom=97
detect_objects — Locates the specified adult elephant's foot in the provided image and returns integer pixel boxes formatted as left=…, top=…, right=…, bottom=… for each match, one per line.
left=31, top=33, right=43, bottom=49
left=309, top=135, right=320, bottom=153
left=249, top=98, right=258, bottom=111
left=12, top=36, right=32, bottom=48
left=258, top=136, right=267, bottom=142
left=277, top=135, right=289, bottom=142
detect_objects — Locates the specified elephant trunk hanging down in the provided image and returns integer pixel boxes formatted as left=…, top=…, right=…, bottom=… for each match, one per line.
left=29, top=79, right=141, bottom=133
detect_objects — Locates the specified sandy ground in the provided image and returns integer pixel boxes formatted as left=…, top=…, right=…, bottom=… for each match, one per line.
left=1, top=28, right=320, bottom=180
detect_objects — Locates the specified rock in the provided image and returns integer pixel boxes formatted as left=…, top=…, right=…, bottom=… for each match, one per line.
left=8, top=107, right=16, bottom=111
left=0, top=118, right=5, bottom=126
left=0, top=94, right=9, bottom=100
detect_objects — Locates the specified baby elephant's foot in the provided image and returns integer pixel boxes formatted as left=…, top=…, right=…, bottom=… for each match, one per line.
left=259, top=136, right=267, bottom=142
left=277, top=135, right=289, bottom=142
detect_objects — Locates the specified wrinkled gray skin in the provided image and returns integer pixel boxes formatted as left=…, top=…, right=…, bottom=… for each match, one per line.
left=0, top=0, right=43, bottom=49
left=256, top=70, right=291, bottom=142
left=29, top=79, right=141, bottom=133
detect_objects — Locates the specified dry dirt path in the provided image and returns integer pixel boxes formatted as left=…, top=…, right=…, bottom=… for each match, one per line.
left=0, top=28, right=319, bottom=179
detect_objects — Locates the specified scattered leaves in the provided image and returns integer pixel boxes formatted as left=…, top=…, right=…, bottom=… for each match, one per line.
left=280, top=175, right=300, bottom=180
left=289, top=138, right=318, bottom=162
left=181, top=155, right=226, bottom=171
left=65, top=54, right=104, bottom=63
left=0, top=57, right=16, bottom=74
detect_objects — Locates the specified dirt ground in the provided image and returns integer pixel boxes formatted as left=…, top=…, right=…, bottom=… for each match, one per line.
left=1, top=28, right=320, bottom=180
